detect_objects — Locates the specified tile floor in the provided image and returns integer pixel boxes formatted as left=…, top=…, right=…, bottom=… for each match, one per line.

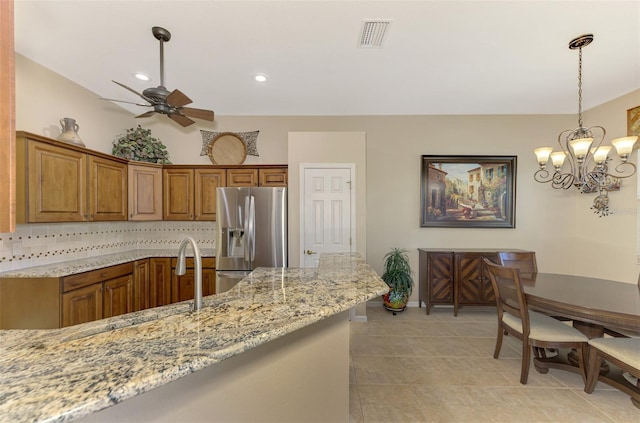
left=349, top=305, right=639, bottom=423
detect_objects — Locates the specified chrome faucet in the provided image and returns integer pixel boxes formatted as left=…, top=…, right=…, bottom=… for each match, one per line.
left=176, top=236, right=203, bottom=311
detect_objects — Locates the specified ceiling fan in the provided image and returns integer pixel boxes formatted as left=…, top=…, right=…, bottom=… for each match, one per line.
left=102, top=26, right=215, bottom=127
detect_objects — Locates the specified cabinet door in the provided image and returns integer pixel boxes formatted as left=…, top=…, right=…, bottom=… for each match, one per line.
left=103, top=274, right=134, bottom=318
left=150, top=258, right=172, bottom=308
left=481, top=253, right=498, bottom=303
left=128, top=163, right=163, bottom=221
left=133, top=259, right=150, bottom=312
left=27, top=140, right=86, bottom=222
left=172, top=268, right=216, bottom=302
left=427, top=253, right=454, bottom=303
left=195, top=169, right=225, bottom=221
left=88, top=155, right=128, bottom=221
left=164, top=169, right=194, bottom=220
left=259, top=168, right=288, bottom=187
left=226, top=168, right=258, bottom=187
left=62, top=283, right=103, bottom=327
left=455, top=253, right=484, bottom=305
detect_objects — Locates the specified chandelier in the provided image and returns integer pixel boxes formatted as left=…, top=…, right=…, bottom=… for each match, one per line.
left=533, top=34, right=638, bottom=217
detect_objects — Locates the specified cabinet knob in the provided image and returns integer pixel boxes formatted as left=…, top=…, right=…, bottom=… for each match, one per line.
left=100, top=272, right=108, bottom=278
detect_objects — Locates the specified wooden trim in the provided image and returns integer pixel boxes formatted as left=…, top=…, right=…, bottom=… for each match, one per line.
left=0, top=0, right=15, bottom=232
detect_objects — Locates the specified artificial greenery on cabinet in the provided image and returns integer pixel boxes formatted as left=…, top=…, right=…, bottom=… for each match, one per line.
left=112, top=125, right=171, bottom=164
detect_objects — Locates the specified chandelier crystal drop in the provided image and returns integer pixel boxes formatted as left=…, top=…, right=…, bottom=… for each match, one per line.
left=533, top=34, right=638, bottom=217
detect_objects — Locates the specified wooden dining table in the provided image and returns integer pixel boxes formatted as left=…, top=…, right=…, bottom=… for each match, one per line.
left=519, top=272, right=640, bottom=405
left=521, top=272, right=640, bottom=336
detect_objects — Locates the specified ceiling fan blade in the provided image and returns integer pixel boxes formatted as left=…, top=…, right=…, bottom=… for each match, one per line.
left=166, top=89, right=193, bottom=107
left=136, top=111, right=157, bottom=118
left=169, top=113, right=195, bottom=127
left=100, top=97, right=151, bottom=107
left=112, top=80, right=150, bottom=101
left=180, top=107, right=215, bottom=121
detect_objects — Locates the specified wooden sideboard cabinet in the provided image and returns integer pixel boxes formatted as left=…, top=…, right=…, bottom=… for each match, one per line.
left=418, top=249, right=527, bottom=316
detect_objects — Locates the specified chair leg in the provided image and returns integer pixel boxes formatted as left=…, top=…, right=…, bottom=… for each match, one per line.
left=577, top=343, right=588, bottom=385
left=520, top=340, right=531, bottom=385
left=584, top=345, right=600, bottom=394
left=494, top=323, right=504, bottom=359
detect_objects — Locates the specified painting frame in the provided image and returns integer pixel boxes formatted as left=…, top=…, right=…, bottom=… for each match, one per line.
left=628, top=105, right=640, bottom=137
left=420, top=155, right=517, bottom=228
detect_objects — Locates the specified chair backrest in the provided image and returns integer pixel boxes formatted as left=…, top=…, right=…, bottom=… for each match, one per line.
left=497, top=251, right=537, bottom=275
left=483, top=258, right=530, bottom=334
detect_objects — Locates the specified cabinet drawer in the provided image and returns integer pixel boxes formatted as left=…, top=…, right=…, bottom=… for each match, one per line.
left=62, top=262, right=134, bottom=292
left=170, top=257, right=216, bottom=268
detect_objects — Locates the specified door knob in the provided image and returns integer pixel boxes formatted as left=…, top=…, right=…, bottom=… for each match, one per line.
left=305, top=249, right=317, bottom=255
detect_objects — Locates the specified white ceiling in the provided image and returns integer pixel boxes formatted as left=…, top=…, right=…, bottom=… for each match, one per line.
left=14, top=0, right=640, bottom=117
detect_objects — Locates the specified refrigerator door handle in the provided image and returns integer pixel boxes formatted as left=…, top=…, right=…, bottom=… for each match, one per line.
left=243, top=196, right=250, bottom=263
left=249, top=195, right=256, bottom=261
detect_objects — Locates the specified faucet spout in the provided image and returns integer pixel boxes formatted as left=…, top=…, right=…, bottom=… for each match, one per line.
left=176, top=236, right=203, bottom=311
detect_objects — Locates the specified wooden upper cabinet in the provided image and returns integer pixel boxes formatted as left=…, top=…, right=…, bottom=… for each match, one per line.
left=195, top=169, right=225, bottom=221
left=16, top=133, right=128, bottom=223
left=227, top=168, right=258, bottom=187
left=259, top=168, right=288, bottom=187
left=163, top=168, right=194, bottom=220
left=24, top=139, right=87, bottom=223
left=128, top=163, right=163, bottom=221
left=88, top=155, right=127, bottom=221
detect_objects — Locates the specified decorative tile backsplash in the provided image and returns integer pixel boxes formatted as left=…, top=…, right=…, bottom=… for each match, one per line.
left=0, top=221, right=216, bottom=272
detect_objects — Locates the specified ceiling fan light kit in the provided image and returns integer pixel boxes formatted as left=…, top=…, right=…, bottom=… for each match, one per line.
left=103, top=26, right=215, bottom=127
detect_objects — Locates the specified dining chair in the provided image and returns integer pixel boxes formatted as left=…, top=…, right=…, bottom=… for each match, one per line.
left=584, top=337, right=640, bottom=407
left=497, top=251, right=537, bottom=275
left=483, top=258, right=589, bottom=385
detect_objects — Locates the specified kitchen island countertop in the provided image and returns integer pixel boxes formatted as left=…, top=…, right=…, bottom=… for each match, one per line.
left=0, top=253, right=387, bottom=423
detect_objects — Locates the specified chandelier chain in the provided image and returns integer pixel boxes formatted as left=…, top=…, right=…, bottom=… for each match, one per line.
left=577, top=47, right=583, bottom=128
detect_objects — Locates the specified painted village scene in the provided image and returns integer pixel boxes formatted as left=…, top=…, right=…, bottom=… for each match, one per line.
left=422, top=161, right=510, bottom=224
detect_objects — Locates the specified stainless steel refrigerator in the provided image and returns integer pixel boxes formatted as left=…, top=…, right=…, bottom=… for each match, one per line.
left=215, top=187, right=287, bottom=293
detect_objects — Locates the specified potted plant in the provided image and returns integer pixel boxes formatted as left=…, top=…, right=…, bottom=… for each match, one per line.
left=381, top=248, right=413, bottom=314
left=112, top=125, right=171, bottom=164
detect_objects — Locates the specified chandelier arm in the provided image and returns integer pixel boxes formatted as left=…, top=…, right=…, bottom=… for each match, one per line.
left=611, top=161, right=637, bottom=179
left=557, top=129, right=576, bottom=175
left=551, top=172, right=575, bottom=189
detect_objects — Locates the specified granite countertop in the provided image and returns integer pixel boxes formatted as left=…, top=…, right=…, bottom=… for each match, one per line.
left=0, top=253, right=388, bottom=423
left=0, top=248, right=216, bottom=278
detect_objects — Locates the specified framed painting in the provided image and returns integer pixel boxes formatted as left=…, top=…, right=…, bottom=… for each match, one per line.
left=628, top=105, right=640, bottom=137
left=421, top=155, right=517, bottom=228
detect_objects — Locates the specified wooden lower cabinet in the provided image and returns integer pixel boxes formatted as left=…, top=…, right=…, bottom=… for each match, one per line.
left=418, top=249, right=526, bottom=316
left=103, top=274, right=135, bottom=318
left=62, top=283, right=103, bottom=327
left=61, top=262, right=134, bottom=327
left=0, top=256, right=217, bottom=329
left=171, top=257, right=216, bottom=303
left=149, top=257, right=172, bottom=308
left=133, top=259, right=150, bottom=311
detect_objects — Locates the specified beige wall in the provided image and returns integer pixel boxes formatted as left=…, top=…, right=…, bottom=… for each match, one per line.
left=15, top=54, right=134, bottom=150
left=287, top=131, right=367, bottom=268
left=14, top=56, right=640, bottom=299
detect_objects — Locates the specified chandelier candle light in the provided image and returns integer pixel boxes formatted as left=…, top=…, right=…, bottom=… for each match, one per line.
left=533, top=34, right=638, bottom=217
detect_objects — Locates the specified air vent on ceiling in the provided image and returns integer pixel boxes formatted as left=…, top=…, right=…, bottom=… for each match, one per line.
left=359, top=20, right=391, bottom=48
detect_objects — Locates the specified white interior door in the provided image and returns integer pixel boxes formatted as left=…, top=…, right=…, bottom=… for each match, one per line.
left=301, top=166, right=354, bottom=268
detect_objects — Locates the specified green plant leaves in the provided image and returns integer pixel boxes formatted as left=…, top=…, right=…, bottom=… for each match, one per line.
left=381, top=248, right=413, bottom=296
left=112, top=125, right=171, bottom=164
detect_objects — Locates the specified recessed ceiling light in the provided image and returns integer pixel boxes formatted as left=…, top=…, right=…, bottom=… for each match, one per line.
left=254, top=74, right=268, bottom=82
left=133, top=72, right=151, bottom=82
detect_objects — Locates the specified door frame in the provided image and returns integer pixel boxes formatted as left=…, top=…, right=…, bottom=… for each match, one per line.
left=299, top=163, right=356, bottom=267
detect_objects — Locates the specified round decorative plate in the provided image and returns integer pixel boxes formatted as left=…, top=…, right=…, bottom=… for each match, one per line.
left=208, top=133, right=247, bottom=165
